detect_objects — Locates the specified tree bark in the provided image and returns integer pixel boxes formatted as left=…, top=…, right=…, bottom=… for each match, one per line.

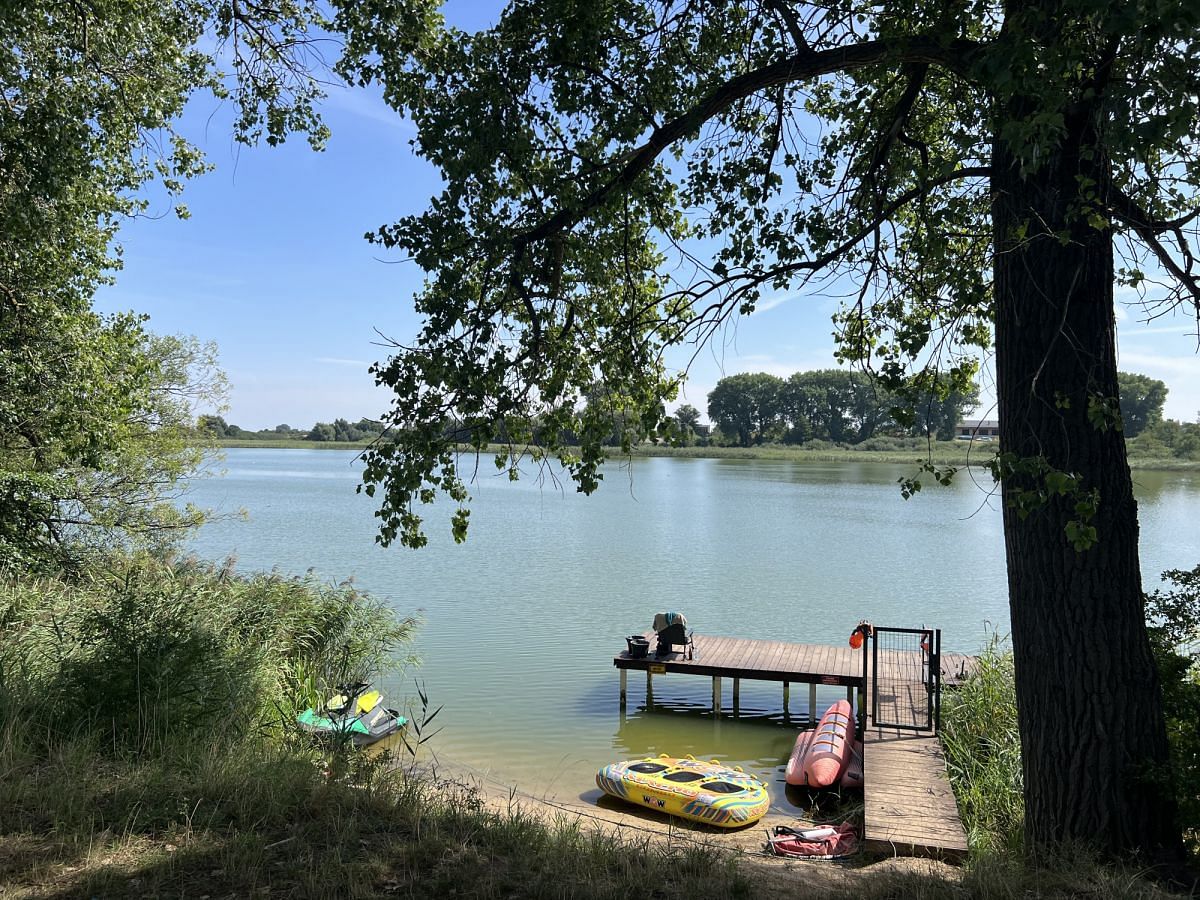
left=991, top=98, right=1181, bottom=860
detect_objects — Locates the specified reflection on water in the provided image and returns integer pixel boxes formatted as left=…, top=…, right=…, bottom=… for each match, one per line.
left=186, top=449, right=1200, bottom=801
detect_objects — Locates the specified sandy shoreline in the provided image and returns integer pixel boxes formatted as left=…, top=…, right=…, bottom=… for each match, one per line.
left=414, top=753, right=964, bottom=897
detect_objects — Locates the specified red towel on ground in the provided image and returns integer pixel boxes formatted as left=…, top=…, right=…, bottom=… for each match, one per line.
left=764, top=822, right=859, bottom=859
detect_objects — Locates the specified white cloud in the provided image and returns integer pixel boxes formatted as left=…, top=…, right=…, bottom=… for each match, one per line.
left=1121, top=323, right=1198, bottom=337
left=748, top=292, right=801, bottom=316
left=1114, top=284, right=1169, bottom=308
left=316, top=357, right=371, bottom=367
left=323, top=84, right=414, bottom=137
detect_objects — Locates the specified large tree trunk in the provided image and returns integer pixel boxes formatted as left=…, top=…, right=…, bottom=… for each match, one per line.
left=991, top=100, right=1181, bottom=859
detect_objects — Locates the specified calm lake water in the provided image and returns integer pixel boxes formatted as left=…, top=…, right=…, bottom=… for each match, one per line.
left=185, top=449, right=1200, bottom=805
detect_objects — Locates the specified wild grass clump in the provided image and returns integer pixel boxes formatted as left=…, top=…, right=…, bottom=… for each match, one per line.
left=939, top=632, right=1024, bottom=854
left=0, top=731, right=752, bottom=898
left=0, top=552, right=416, bottom=755
left=1146, top=565, right=1200, bottom=855
left=0, top=553, right=756, bottom=898
left=939, top=624, right=1200, bottom=884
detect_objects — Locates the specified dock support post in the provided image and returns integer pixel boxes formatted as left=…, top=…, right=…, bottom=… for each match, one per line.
left=712, top=676, right=722, bottom=714
left=783, top=681, right=790, bottom=709
left=846, top=685, right=854, bottom=705
left=732, top=677, right=740, bottom=714
left=619, top=669, right=627, bottom=708
left=809, top=683, right=818, bottom=722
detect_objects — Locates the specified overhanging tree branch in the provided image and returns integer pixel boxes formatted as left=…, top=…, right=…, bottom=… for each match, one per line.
left=1109, top=185, right=1200, bottom=305
left=516, top=33, right=989, bottom=251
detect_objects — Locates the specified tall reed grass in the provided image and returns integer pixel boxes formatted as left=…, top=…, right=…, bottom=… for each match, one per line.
left=0, top=553, right=415, bottom=755
left=939, top=633, right=1024, bottom=855
left=0, top=553, right=756, bottom=898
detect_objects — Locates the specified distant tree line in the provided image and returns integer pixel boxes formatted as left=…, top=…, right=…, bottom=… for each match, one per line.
left=696, top=368, right=1189, bottom=451
left=705, top=369, right=979, bottom=447
left=1117, top=372, right=1200, bottom=459
left=197, top=416, right=385, bottom=443
left=193, top=370, right=1194, bottom=458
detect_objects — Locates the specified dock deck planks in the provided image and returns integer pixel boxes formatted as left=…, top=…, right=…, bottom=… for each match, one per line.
left=614, top=632, right=863, bottom=686
left=861, top=728, right=969, bottom=860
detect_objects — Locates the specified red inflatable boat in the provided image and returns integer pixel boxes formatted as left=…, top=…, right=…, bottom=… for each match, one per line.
left=785, top=699, right=857, bottom=788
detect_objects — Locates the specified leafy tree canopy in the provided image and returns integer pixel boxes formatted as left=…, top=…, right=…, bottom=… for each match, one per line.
left=1117, top=371, right=1168, bottom=437
left=707, top=373, right=784, bottom=447
left=707, top=368, right=978, bottom=444
left=673, top=404, right=702, bottom=431
left=341, top=0, right=1200, bottom=860
left=0, top=328, right=227, bottom=568
left=2, top=0, right=330, bottom=567
left=336, top=1, right=1200, bottom=550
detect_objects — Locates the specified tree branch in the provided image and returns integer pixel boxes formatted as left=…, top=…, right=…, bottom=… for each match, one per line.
left=754, top=165, right=992, bottom=284
left=762, top=0, right=811, bottom=53
left=647, top=165, right=992, bottom=347
left=1108, top=185, right=1200, bottom=304
left=516, top=33, right=989, bottom=251
left=868, top=63, right=929, bottom=179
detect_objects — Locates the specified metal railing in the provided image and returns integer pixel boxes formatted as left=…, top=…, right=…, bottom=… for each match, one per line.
left=869, top=626, right=941, bottom=732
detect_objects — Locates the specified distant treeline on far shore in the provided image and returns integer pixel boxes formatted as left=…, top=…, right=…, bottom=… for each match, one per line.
left=198, top=415, right=383, bottom=443
left=200, top=368, right=1200, bottom=461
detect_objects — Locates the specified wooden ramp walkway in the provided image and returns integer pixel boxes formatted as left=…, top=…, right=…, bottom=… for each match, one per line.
left=613, top=631, right=972, bottom=860
left=861, top=671, right=968, bottom=858
left=862, top=728, right=969, bottom=860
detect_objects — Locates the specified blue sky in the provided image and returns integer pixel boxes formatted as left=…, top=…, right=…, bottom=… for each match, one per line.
left=95, top=12, right=1200, bottom=430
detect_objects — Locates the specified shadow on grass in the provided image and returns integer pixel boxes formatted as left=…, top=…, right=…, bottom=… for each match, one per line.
left=6, top=751, right=1190, bottom=900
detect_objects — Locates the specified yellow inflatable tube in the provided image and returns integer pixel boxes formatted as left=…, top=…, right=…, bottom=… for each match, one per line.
left=596, top=755, right=769, bottom=828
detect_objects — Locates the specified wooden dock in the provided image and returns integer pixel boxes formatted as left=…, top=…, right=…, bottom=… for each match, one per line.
left=613, top=631, right=971, bottom=860
left=614, top=632, right=975, bottom=716
left=614, top=632, right=865, bottom=718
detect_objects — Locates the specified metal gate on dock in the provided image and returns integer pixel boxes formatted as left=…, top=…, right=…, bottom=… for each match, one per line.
left=870, top=626, right=941, bottom=731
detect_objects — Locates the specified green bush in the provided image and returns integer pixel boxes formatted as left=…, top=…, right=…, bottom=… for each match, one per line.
left=1127, top=419, right=1200, bottom=462
left=0, top=554, right=416, bottom=754
left=856, top=434, right=931, bottom=452
left=1145, top=565, right=1200, bottom=851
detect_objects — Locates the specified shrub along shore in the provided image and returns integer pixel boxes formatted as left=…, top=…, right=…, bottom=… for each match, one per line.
left=2, top=553, right=1196, bottom=897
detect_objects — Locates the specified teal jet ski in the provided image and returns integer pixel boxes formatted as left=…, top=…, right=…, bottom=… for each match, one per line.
left=297, top=682, right=407, bottom=747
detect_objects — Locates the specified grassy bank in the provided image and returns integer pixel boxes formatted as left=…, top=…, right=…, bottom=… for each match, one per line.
left=216, top=438, right=374, bottom=450
left=628, top=442, right=978, bottom=466
left=1, top=736, right=1183, bottom=900
left=0, top=555, right=754, bottom=899
left=214, top=437, right=1200, bottom=471
left=1, top=556, right=1193, bottom=897
left=0, top=738, right=753, bottom=899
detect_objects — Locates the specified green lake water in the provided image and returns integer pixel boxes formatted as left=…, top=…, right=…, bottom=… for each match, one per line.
left=186, top=449, right=1200, bottom=807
